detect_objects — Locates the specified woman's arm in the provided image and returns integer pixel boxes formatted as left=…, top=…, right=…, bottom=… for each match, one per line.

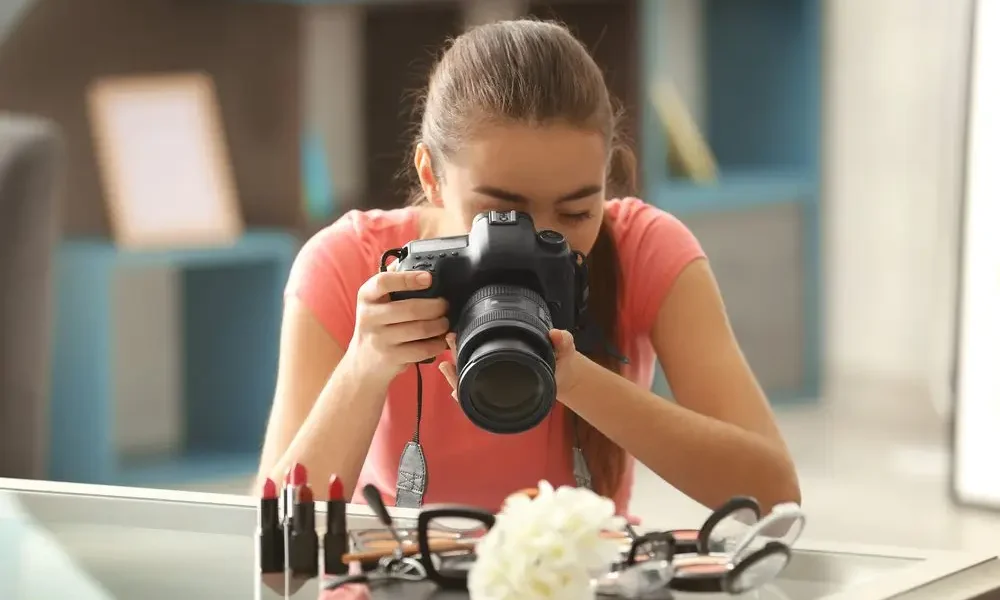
left=255, top=298, right=388, bottom=499
left=559, top=259, right=800, bottom=512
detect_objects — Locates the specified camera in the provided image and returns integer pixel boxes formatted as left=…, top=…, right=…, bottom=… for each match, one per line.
left=380, top=210, right=589, bottom=434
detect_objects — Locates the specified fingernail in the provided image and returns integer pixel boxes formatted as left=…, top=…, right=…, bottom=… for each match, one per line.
left=416, top=272, right=432, bottom=286
left=451, top=391, right=458, bottom=401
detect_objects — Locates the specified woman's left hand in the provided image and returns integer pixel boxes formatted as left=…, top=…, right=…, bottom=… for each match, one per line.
left=437, top=329, right=586, bottom=402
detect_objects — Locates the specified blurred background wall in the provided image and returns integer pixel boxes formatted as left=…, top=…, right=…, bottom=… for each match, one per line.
left=824, top=0, right=971, bottom=419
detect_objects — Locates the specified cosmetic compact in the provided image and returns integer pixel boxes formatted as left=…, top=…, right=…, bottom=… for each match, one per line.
left=668, top=500, right=805, bottom=594
left=669, top=542, right=792, bottom=593
left=661, top=495, right=761, bottom=555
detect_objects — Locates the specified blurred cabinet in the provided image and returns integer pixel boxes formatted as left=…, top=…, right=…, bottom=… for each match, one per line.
left=49, top=232, right=297, bottom=486
left=362, top=2, right=464, bottom=208
left=641, top=0, right=823, bottom=402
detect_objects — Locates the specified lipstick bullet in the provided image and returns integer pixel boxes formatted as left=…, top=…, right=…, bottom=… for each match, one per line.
left=257, top=478, right=283, bottom=574
left=283, top=463, right=307, bottom=524
left=324, top=475, right=349, bottom=576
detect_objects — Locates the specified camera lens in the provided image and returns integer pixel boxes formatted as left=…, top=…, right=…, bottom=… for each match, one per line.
left=454, top=284, right=556, bottom=434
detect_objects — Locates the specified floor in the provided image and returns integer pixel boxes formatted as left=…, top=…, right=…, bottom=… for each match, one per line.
left=180, top=377, right=1000, bottom=556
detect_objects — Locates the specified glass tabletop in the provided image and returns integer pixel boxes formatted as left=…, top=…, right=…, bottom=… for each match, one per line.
left=0, top=479, right=995, bottom=600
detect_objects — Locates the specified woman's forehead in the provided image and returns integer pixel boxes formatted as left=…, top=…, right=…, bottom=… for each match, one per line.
left=448, top=124, right=607, bottom=200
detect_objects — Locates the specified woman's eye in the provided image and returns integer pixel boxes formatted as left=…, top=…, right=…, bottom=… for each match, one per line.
left=560, top=212, right=593, bottom=223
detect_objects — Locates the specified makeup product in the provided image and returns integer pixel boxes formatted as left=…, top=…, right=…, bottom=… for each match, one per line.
left=283, top=463, right=307, bottom=524
left=725, top=541, right=792, bottom=595
left=257, top=478, right=284, bottom=574
left=730, top=502, right=805, bottom=562
left=665, top=528, right=701, bottom=554
left=341, top=539, right=476, bottom=564
left=362, top=483, right=406, bottom=562
left=323, top=475, right=349, bottom=576
left=696, top=495, right=761, bottom=555
left=597, top=559, right=674, bottom=599
left=668, top=553, right=733, bottom=593
left=360, top=484, right=427, bottom=579
left=669, top=541, right=793, bottom=593
left=288, top=483, right=319, bottom=578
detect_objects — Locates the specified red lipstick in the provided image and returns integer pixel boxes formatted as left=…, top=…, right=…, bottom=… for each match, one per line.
left=324, top=475, right=349, bottom=576
left=257, top=478, right=283, bottom=574
left=289, top=483, right=319, bottom=578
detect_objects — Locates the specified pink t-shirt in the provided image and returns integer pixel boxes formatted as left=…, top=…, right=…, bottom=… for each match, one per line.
left=285, top=197, right=705, bottom=514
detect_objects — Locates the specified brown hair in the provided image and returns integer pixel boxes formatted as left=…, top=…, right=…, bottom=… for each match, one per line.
left=407, top=19, right=638, bottom=499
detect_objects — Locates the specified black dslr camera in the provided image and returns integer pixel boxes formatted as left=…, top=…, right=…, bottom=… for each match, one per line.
left=380, top=210, right=589, bottom=434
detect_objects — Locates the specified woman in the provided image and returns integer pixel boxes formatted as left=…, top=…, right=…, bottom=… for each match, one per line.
left=257, top=19, right=800, bottom=515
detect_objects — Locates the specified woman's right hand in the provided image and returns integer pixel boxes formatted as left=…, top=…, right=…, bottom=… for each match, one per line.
left=345, top=267, right=450, bottom=387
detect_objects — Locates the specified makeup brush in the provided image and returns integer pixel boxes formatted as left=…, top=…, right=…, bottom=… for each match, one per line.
left=361, top=484, right=407, bottom=564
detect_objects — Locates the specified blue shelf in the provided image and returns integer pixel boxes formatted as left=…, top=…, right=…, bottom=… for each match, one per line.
left=648, top=169, right=816, bottom=216
left=639, top=0, right=823, bottom=404
left=48, top=230, right=300, bottom=486
left=60, top=231, right=297, bottom=269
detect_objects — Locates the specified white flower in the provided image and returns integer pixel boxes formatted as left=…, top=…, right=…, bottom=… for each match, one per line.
left=469, top=481, right=625, bottom=600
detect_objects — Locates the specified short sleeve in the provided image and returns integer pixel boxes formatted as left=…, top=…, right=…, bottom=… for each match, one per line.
left=284, top=211, right=378, bottom=349
left=610, top=198, right=706, bottom=334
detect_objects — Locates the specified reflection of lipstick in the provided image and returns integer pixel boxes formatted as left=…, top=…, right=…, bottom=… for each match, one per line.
left=290, top=482, right=319, bottom=578
left=257, top=478, right=283, bottom=574
left=324, top=475, right=349, bottom=576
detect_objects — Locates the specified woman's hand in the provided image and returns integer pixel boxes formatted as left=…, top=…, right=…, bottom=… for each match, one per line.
left=345, top=266, right=450, bottom=388
left=437, top=329, right=586, bottom=401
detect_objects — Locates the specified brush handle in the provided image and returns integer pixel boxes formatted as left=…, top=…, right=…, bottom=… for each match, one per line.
left=362, top=484, right=393, bottom=527
left=342, top=539, right=476, bottom=564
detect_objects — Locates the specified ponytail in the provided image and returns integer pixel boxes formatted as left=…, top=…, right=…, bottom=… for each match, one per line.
left=565, top=142, right=637, bottom=500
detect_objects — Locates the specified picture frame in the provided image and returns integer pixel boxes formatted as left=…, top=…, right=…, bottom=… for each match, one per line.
left=86, top=72, right=244, bottom=250
left=650, top=79, right=719, bottom=183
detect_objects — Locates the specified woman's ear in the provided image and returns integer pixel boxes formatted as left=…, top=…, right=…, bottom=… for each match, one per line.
left=414, top=143, right=443, bottom=206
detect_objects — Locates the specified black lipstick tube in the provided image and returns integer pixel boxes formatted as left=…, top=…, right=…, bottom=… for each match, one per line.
left=289, top=488, right=319, bottom=578
left=257, top=496, right=284, bottom=574
left=323, top=497, right=349, bottom=576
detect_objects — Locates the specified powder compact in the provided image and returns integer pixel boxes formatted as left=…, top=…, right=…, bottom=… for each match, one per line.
left=669, top=542, right=792, bottom=594
left=667, top=501, right=805, bottom=594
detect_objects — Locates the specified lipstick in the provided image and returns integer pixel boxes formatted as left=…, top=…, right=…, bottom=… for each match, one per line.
left=283, top=462, right=307, bottom=524
left=324, top=475, right=349, bottom=576
left=257, top=478, right=283, bottom=574
left=284, top=464, right=319, bottom=579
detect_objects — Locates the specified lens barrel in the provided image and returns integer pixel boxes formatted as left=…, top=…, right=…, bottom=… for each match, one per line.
left=454, top=284, right=556, bottom=434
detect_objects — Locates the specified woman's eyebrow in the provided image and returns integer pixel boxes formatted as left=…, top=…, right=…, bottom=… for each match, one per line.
left=473, top=184, right=602, bottom=204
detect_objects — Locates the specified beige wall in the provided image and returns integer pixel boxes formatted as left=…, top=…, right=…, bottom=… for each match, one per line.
left=823, top=0, right=973, bottom=413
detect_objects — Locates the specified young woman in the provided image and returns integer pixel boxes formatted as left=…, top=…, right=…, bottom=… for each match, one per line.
left=257, top=19, right=800, bottom=515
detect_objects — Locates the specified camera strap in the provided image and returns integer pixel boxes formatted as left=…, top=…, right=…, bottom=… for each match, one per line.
left=394, top=364, right=596, bottom=508
left=395, top=364, right=428, bottom=509
left=571, top=414, right=594, bottom=491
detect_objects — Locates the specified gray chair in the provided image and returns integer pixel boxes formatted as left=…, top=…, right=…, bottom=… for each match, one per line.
left=0, top=113, right=61, bottom=479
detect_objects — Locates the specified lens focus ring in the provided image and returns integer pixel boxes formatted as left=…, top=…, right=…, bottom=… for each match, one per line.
left=457, top=285, right=551, bottom=346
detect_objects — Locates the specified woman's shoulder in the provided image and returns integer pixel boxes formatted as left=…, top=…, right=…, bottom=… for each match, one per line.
left=310, top=206, right=422, bottom=253
left=604, top=197, right=697, bottom=248
left=285, top=207, right=421, bottom=340
left=604, top=197, right=706, bottom=333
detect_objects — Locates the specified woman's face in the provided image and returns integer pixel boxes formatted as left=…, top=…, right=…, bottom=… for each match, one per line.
left=417, top=123, right=607, bottom=255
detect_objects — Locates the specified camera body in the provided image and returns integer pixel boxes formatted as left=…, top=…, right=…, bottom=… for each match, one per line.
left=384, top=210, right=588, bottom=332
left=381, top=210, right=589, bottom=434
